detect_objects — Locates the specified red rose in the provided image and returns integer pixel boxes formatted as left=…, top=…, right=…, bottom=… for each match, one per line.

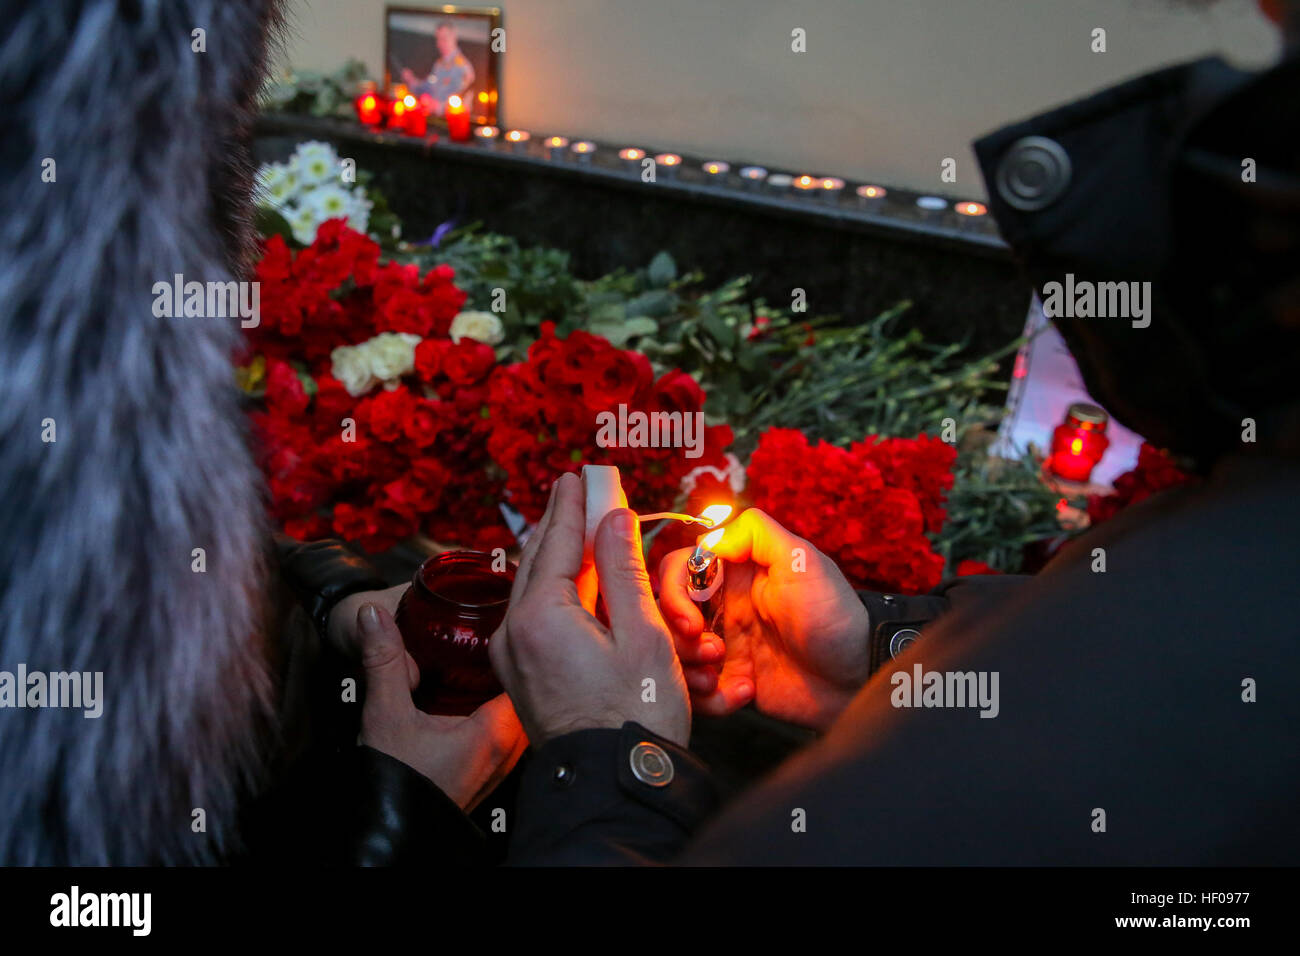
left=265, top=359, right=309, bottom=416
left=365, top=386, right=416, bottom=444
left=443, top=340, right=496, bottom=385
left=403, top=398, right=446, bottom=448
left=414, top=339, right=447, bottom=382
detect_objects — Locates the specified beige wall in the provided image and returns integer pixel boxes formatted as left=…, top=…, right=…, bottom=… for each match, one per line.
left=278, top=0, right=1279, bottom=197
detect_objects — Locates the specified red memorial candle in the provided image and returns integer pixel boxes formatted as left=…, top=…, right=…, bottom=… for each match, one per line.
left=1048, top=402, right=1110, bottom=482
left=401, top=93, right=426, bottom=136
left=394, top=551, right=515, bottom=715
left=445, top=94, right=471, bottom=141
left=354, top=81, right=384, bottom=127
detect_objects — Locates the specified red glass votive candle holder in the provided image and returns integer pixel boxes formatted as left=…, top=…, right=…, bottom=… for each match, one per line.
left=394, top=550, right=515, bottom=715
left=1048, top=402, right=1110, bottom=482
left=354, top=81, right=384, bottom=127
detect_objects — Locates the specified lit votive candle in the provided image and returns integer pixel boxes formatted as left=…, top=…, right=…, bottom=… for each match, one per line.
left=570, top=140, right=596, bottom=164
left=545, top=135, right=570, bottom=161
left=915, top=195, right=949, bottom=220
left=402, top=93, right=427, bottom=137
left=653, top=153, right=682, bottom=179
left=819, top=176, right=845, bottom=204
left=702, top=160, right=731, bottom=183
left=955, top=200, right=988, bottom=230
left=793, top=174, right=820, bottom=198
left=766, top=173, right=792, bottom=196
left=504, top=129, right=531, bottom=153
left=474, top=125, right=499, bottom=148
left=619, top=147, right=646, bottom=172
left=445, top=94, right=471, bottom=142
left=856, top=184, right=887, bottom=212
left=738, top=166, right=768, bottom=191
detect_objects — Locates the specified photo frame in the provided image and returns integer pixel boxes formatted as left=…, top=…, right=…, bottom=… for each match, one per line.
left=384, top=5, right=502, bottom=127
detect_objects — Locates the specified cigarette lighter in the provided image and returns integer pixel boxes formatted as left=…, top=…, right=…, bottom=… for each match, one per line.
left=686, top=543, right=725, bottom=639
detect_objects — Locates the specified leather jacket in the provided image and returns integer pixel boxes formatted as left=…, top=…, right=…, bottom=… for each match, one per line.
left=238, top=535, right=492, bottom=866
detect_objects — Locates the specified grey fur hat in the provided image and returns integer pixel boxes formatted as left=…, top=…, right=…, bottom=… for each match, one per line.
left=0, top=0, right=285, bottom=864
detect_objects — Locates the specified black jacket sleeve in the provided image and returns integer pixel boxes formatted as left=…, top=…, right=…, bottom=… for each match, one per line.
left=501, top=576, right=1030, bottom=866
left=261, top=534, right=492, bottom=866
left=273, top=533, right=390, bottom=642
left=509, top=722, right=720, bottom=865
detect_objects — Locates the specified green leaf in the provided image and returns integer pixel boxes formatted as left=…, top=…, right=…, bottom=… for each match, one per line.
left=254, top=204, right=295, bottom=244
left=647, top=251, right=677, bottom=288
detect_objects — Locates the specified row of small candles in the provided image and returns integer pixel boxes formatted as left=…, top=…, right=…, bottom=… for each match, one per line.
left=353, top=84, right=988, bottom=226
left=471, top=128, right=988, bottom=224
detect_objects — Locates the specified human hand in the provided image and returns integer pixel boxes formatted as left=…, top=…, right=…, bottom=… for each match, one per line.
left=356, top=603, right=527, bottom=811
left=658, top=508, right=871, bottom=732
left=329, top=584, right=408, bottom=655
left=490, top=473, right=691, bottom=746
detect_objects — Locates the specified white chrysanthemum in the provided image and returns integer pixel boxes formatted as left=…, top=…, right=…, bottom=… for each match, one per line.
left=288, top=204, right=320, bottom=245
left=255, top=162, right=298, bottom=208
left=449, top=310, right=505, bottom=346
left=331, top=343, right=378, bottom=397
left=305, top=184, right=353, bottom=223
left=344, top=192, right=372, bottom=234
left=366, top=332, right=422, bottom=384
left=292, top=140, right=339, bottom=186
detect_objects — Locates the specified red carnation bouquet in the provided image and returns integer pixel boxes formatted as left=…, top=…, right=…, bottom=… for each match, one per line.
left=245, top=219, right=513, bottom=552
left=486, top=322, right=734, bottom=522
left=743, top=428, right=956, bottom=594
left=245, top=224, right=736, bottom=554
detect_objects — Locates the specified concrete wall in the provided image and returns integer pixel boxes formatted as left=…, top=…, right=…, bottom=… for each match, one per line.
left=278, top=0, right=1278, bottom=196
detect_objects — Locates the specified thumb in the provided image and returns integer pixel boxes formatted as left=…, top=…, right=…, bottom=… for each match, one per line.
left=594, top=508, right=663, bottom=644
left=710, top=507, right=806, bottom=570
left=357, top=603, right=415, bottom=716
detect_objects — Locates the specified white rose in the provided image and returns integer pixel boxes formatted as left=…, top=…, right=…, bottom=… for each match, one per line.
left=449, top=310, right=504, bottom=346
left=366, top=332, right=421, bottom=385
left=331, top=343, right=378, bottom=397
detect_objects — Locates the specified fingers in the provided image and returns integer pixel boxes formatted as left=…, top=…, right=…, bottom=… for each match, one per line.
left=593, top=508, right=664, bottom=644
left=688, top=671, right=755, bottom=718
left=513, top=476, right=560, bottom=598
left=469, top=692, right=526, bottom=750
left=523, top=472, right=585, bottom=600
left=657, top=547, right=705, bottom=641
left=708, top=507, right=806, bottom=570
left=357, top=603, right=415, bottom=717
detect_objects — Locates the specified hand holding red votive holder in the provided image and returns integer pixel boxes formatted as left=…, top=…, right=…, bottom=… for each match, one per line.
left=394, top=550, right=516, bottom=715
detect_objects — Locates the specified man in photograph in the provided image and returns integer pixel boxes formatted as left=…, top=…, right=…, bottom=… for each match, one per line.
left=402, top=19, right=476, bottom=117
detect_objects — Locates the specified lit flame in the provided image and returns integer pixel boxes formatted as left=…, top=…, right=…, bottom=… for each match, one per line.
left=1070, top=437, right=1083, bottom=456
left=448, top=94, right=462, bottom=108
left=701, top=527, right=725, bottom=550
left=403, top=94, right=417, bottom=109
left=698, top=504, right=733, bottom=528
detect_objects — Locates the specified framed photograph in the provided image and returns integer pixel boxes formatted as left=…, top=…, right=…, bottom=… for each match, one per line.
left=385, top=5, right=502, bottom=127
